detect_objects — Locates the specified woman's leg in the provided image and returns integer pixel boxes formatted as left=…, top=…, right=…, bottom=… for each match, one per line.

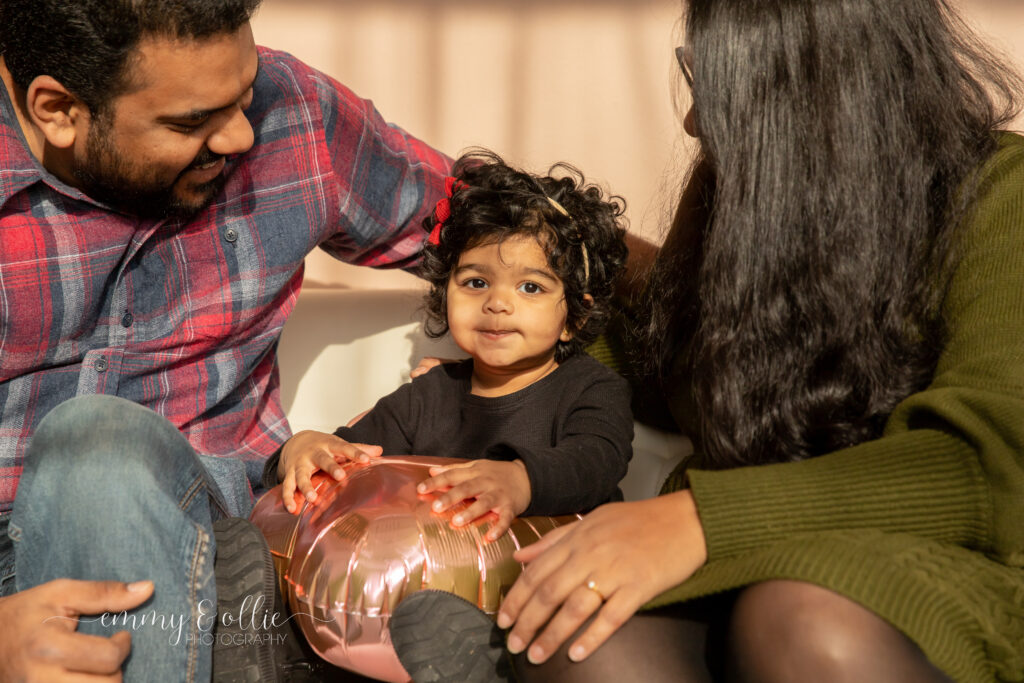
left=726, top=580, right=952, bottom=683
left=514, top=580, right=952, bottom=683
left=512, top=597, right=730, bottom=683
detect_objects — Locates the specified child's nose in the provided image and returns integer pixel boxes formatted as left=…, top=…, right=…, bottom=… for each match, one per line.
left=483, top=291, right=513, bottom=314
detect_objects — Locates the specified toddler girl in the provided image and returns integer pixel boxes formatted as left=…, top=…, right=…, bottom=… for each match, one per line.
left=266, top=150, right=632, bottom=541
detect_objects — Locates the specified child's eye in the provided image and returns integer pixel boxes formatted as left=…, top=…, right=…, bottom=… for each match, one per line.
left=518, top=282, right=544, bottom=295
left=462, top=278, right=488, bottom=289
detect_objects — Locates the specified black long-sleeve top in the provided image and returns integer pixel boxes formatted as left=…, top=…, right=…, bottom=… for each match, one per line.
left=266, top=354, right=633, bottom=516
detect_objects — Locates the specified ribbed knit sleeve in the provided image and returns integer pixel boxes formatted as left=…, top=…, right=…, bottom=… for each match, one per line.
left=676, top=133, right=1024, bottom=568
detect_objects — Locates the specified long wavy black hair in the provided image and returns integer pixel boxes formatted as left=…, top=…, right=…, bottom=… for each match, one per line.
left=421, top=150, right=628, bottom=362
left=643, top=0, right=1021, bottom=467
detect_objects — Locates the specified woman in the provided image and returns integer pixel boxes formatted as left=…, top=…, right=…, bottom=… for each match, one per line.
left=391, top=0, right=1024, bottom=681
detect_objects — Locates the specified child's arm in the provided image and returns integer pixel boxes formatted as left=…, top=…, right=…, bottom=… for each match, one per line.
left=421, top=359, right=634, bottom=536
left=417, top=459, right=533, bottom=541
left=511, top=368, right=633, bottom=515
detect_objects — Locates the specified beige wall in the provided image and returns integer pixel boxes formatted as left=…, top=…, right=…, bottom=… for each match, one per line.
left=250, top=0, right=1024, bottom=288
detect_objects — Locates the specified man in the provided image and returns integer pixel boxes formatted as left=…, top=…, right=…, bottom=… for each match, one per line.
left=0, top=1, right=450, bottom=680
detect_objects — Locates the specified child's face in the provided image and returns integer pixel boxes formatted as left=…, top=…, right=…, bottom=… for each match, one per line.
left=446, top=235, right=571, bottom=375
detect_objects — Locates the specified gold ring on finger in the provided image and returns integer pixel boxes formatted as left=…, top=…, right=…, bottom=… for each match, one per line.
left=585, top=579, right=607, bottom=602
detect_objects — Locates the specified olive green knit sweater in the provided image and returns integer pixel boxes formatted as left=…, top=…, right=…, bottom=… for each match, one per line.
left=600, top=133, right=1024, bottom=682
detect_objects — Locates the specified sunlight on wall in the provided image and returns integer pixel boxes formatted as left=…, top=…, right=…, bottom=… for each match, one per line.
left=252, top=0, right=688, bottom=287
left=251, top=0, right=1024, bottom=288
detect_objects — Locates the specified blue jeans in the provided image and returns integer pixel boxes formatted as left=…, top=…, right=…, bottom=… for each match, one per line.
left=5, top=395, right=257, bottom=682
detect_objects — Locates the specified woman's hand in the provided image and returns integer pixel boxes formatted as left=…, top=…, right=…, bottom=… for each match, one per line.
left=278, top=430, right=383, bottom=513
left=418, top=459, right=532, bottom=541
left=496, top=490, right=708, bottom=664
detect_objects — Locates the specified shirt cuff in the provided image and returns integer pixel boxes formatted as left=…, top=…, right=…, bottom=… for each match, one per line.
left=260, top=445, right=285, bottom=491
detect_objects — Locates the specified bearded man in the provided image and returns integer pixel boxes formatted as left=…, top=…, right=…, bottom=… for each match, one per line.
left=0, top=2, right=450, bottom=680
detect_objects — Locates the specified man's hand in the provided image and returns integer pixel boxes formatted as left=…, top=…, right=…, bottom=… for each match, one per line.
left=0, top=578, right=154, bottom=682
left=278, top=430, right=383, bottom=513
left=409, top=356, right=459, bottom=379
left=418, top=459, right=532, bottom=541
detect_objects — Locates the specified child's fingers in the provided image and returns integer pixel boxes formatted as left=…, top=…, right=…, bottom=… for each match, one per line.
left=281, top=470, right=299, bottom=514
left=295, top=466, right=319, bottom=503
left=446, top=494, right=515, bottom=541
left=418, top=464, right=473, bottom=494
left=417, top=473, right=448, bottom=495
left=429, top=480, right=480, bottom=514
left=311, top=449, right=345, bottom=480
left=449, top=495, right=496, bottom=527
left=325, top=440, right=379, bottom=465
left=346, top=443, right=383, bottom=462
left=485, top=509, right=516, bottom=542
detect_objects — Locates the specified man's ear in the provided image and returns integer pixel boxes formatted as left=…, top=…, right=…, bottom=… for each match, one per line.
left=25, top=75, right=88, bottom=149
left=560, top=293, right=595, bottom=342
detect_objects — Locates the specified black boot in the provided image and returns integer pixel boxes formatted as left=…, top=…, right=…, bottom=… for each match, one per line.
left=389, top=590, right=513, bottom=683
left=211, top=517, right=293, bottom=682
left=211, top=517, right=374, bottom=683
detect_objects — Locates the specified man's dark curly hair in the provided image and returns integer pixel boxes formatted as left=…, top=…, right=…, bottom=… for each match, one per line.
left=420, top=150, right=628, bottom=363
left=0, top=0, right=262, bottom=116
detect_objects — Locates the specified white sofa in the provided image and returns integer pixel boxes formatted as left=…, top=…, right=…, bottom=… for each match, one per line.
left=277, top=287, right=692, bottom=501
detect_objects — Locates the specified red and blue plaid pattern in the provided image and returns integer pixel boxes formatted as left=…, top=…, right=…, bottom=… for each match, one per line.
left=0, top=47, right=450, bottom=511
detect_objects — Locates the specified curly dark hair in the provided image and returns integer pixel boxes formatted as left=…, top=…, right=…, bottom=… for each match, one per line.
left=420, top=150, right=628, bottom=362
left=0, top=0, right=262, bottom=116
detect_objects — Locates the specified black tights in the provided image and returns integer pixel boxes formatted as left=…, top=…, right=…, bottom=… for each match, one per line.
left=512, top=580, right=953, bottom=683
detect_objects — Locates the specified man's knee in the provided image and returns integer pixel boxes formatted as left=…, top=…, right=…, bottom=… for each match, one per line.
left=22, top=395, right=198, bottom=504
left=33, top=395, right=174, bottom=446
left=28, top=395, right=190, bottom=469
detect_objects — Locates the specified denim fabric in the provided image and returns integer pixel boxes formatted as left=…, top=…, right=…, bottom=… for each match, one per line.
left=0, top=512, right=13, bottom=597
left=196, top=454, right=255, bottom=520
left=10, top=395, right=238, bottom=683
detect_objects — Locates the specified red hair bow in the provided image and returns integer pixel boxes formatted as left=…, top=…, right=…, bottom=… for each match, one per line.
left=428, top=176, right=468, bottom=246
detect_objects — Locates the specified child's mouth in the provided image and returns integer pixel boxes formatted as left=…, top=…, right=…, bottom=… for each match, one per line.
left=479, top=329, right=515, bottom=339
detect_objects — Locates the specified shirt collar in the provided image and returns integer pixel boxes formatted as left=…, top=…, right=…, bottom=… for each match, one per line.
left=0, top=79, right=45, bottom=206
left=0, top=77, right=125, bottom=213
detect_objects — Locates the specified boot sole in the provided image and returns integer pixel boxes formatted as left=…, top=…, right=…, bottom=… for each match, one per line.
left=211, top=517, right=280, bottom=683
left=388, top=589, right=512, bottom=683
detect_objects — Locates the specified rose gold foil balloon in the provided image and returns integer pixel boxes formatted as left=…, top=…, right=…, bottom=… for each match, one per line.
left=249, top=456, right=580, bottom=682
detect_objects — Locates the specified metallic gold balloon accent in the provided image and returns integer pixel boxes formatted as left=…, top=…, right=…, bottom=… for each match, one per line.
left=250, top=456, right=581, bottom=682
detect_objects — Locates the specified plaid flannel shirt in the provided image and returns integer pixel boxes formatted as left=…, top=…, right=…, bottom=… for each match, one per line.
left=0, top=47, right=451, bottom=512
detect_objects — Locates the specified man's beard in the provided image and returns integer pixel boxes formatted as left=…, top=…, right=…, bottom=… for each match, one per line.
left=72, top=116, right=226, bottom=221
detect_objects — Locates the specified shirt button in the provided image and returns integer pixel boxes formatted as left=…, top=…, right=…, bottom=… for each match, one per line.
left=121, top=312, right=134, bottom=328
left=94, top=358, right=108, bottom=373
left=224, top=228, right=239, bottom=243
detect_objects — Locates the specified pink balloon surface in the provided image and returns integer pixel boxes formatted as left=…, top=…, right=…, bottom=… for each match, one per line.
left=249, top=456, right=579, bottom=682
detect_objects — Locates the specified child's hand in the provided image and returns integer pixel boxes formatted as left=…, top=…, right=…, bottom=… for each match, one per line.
left=418, top=459, right=532, bottom=541
left=278, top=430, right=383, bottom=514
